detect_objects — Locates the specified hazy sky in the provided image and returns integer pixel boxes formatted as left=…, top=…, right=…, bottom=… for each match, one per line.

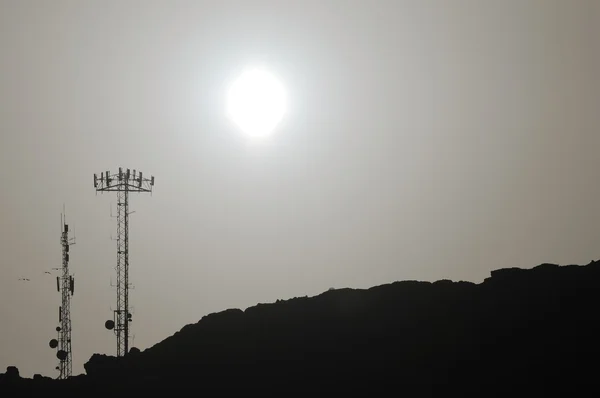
left=1, top=0, right=599, bottom=377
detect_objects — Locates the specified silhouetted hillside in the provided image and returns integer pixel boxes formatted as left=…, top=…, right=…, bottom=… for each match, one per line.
left=2, top=260, right=600, bottom=392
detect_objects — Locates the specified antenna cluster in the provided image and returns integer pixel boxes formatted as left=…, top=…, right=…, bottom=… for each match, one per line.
left=93, top=168, right=155, bottom=192
left=94, top=168, right=155, bottom=357
left=48, top=210, right=76, bottom=379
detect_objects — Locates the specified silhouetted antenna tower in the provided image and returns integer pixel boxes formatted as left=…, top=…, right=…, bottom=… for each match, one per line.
left=93, top=168, right=155, bottom=357
left=48, top=208, right=76, bottom=379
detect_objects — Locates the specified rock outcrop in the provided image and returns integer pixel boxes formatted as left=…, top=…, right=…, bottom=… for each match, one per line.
left=3, top=260, right=599, bottom=391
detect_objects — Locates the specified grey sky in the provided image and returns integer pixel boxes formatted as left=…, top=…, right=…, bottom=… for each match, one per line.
left=1, top=0, right=599, bottom=377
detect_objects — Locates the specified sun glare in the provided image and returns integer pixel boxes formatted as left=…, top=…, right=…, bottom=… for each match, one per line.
left=227, top=68, right=287, bottom=138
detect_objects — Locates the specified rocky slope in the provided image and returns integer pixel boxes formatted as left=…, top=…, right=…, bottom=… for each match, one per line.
left=2, top=260, right=599, bottom=392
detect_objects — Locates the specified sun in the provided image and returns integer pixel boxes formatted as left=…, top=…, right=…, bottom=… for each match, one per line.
left=226, top=67, right=287, bottom=138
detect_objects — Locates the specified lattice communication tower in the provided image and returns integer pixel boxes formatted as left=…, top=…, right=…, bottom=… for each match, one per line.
left=48, top=210, right=76, bottom=379
left=93, top=168, right=155, bottom=357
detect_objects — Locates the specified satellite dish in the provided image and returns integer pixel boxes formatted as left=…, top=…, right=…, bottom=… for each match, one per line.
left=56, top=327, right=61, bottom=332
left=56, top=350, right=67, bottom=361
left=105, top=320, right=115, bottom=330
left=49, top=339, right=58, bottom=349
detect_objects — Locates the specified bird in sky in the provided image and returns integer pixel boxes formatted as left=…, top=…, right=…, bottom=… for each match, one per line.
left=18, top=278, right=30, bottom=281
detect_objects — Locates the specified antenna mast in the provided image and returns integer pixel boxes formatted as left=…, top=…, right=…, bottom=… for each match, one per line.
left=49, top=209, right=75, bottom=379
left=93, top=168, right=155, bottom=357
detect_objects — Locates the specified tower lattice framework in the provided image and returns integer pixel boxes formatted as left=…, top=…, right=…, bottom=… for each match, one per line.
left=94, top=168, right=155, bottom=357
left=49, top=210, right=75, bottom=379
